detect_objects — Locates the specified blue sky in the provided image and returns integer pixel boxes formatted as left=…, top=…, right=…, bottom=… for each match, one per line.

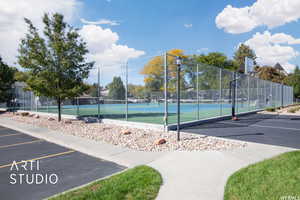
left=78, top=0, right=255, bottom=58
left=74, top=0, right=300, bottom=85
left=1, top=0, right=300, bottom=85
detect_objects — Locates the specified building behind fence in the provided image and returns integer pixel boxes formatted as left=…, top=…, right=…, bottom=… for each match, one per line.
left=6, top=55, right=294, bottom=127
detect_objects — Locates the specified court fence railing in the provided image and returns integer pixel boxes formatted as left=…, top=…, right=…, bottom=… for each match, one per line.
left=6, top=54, right=295, bottom=128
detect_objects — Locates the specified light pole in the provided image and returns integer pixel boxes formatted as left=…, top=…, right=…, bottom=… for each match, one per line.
left=176, top=56, right=182, bottom=141
left=97, top=66, right=101, bottom=120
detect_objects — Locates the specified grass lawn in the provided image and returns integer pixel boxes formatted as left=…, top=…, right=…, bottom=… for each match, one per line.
left=224, top=151, right=300, bottom=200
left=49, top=166, right=162, bottom=200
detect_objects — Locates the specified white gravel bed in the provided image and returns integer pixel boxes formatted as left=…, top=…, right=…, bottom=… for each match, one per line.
left=1, top=112, right=247, bottom=152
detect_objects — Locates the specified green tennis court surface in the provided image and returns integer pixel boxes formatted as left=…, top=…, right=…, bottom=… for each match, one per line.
left=25, top=102, right=274, bottom=125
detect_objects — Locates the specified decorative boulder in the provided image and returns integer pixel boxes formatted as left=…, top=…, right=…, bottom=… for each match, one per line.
left=121, top=130, right=131, bottom=135
left=48, top=117, right=55, bottom=121
left=156, top=138, right=167, bottom=145
left=21, top=112, right=29, bottom=117
left=35, top=115, right=40, bottom=119
left=64, top=119, right=72, bottom=124
left=83, top=117, right=98, bottom=123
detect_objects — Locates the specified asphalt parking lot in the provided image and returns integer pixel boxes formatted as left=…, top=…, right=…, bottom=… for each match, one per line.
left=183, top=113, right=300, bottom=149
left=0, top=125, right=126, bottom=200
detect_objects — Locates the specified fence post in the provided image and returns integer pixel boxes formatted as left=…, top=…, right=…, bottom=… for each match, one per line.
left=125, top=61, right=128, bottom=121
left=281, top=83, right=284, bottom=108
left=47, top=98, right=49, bottom=113
left=97, top=66, right=101, bottom=120
left=247, top=76, right=250, bottom=111
left=197, top=64, right=200, bottom=120
left=164, top=53, right=168, bottom=130
left=219, top=68, right=222, bottom=116
left=76, top=97, right=79, bottom=117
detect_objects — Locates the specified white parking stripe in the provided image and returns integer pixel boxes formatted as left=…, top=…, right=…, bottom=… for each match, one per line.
left=221, top=121, right=300, bottom=131
left=251, top=124, right=300, bottom=131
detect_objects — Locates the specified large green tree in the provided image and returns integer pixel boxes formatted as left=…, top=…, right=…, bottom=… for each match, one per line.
left=108, top=77, right=126, bottom=100
left=284, top=66, right=300, bottom=98
left=185, top=53, right=236, bottom=90
left=18, top=13, right=94, bottom=121
left=0, top=56, right=16, bottom=104
left=234, top=44, right=256, bottom=73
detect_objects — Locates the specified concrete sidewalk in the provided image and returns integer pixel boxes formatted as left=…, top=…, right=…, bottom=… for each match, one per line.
left=0, top=116, right=296, bottom=200
left=149, top=143, right=296, bottom=200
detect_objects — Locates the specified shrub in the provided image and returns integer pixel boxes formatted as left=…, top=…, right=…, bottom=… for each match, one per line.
left=287, top=107, right=300, bottom=113
left=265, top=107, right=276, bottom=112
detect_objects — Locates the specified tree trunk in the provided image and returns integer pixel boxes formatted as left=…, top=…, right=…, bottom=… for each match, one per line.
left=57, top=97, right=61, bottom=122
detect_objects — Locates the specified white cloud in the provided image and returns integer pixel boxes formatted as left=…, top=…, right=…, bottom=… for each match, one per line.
left=216, top=0, right=300, bottom=34
left=0, top=0, right=80, bottom=65
left=184, top=24, right=193, bottom=28
left=80, top=18, right=120, bottom=26
left=79, top=25, right=145, bottom=74
left=244, top=31, right=300, bottom=72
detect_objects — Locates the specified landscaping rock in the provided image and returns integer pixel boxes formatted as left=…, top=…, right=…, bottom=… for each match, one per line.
left=83, top=117, right=98, bottom=123
left=64, top=119, right=72, bottom=124
left=35, top=115, right=40, bottom=119
left=48, top=117, right=55, bottom=121
left=156, top=138, right=167, bottom=145
left=1, top=112, right=246, bottom=152
left=121, top=130, right=131, bottom=135
left=21, top=112, right=29, bottom=117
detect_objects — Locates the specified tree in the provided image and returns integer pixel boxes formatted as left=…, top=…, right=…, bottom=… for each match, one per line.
left=18, top=13, right=94, bottom=121
left=140, top=49, right=187, bottom=93
left=234, top=44, right=256, bottom=73
left=184, top=53, right=236, bottom=91
left=108, top=77, right=125, bottom=100
left=192, top=52, right=237, bottom=71
left=0, top=56, right=16, bottom=103
left=255, top=66, right=286, bottom=83
left=284, top=66, right=300, bottom=98
left=14, top=71, right=29, bottom=82
left=86, top=83, right=102, bottom=97
left=128, top=84, right=146, bottom=99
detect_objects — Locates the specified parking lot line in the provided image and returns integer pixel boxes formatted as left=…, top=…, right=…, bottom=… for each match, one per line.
left=0, top=133, right=23, bottom=138
left=252, top=124, right=300, bottom=131
left=0, top=139, right=43, bottom=149
left=0, top=150, right=76, bottom=169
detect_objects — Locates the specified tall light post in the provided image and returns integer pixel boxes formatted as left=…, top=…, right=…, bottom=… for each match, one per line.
left=97, top=65, right=101, bottom=120
left=176, top=56, right=182, bottom=141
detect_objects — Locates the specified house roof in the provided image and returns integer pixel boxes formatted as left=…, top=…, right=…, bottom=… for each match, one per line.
left=274, top=63, right=284, bottom=71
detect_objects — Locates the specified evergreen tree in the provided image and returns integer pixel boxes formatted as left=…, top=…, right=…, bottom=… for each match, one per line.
left=234, top=44, right=256, bottom=73
left=108, top=77, right=126, bottom=100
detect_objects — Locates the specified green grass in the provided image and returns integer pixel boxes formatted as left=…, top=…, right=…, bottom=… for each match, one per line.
left=49, top=166, right=162, bottom=200
left=224, top=151, right=300, bottom=200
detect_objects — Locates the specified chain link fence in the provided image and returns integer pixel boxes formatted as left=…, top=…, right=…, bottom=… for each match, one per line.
left=7, top=54, right=294, bottom=126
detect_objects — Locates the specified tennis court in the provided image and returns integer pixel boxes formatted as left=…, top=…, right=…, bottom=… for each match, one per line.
left=9, top=58, right=294, bottom=127
left=32, top=102, right=261, bottom=125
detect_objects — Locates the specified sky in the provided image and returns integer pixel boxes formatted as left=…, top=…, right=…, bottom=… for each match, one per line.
left=1, top=0, right=300, bottom=85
